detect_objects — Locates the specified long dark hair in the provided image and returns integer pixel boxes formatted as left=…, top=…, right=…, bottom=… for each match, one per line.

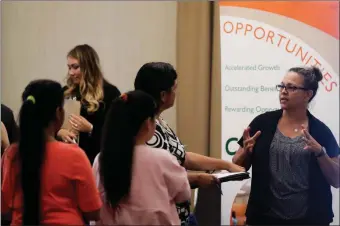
left=99, top=90, right=157, bottom=207
left=19, top=79, right=64, bottom=225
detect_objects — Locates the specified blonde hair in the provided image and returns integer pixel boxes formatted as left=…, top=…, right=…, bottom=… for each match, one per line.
left=64, top=44, right=104, bottom=113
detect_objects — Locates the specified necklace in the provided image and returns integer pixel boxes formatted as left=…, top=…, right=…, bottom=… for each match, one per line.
left=294, top=124, right=307, bottom=132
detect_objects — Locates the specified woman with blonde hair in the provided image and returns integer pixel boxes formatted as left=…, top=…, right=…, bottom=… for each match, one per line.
left=57, top=44, right=121, bottom=164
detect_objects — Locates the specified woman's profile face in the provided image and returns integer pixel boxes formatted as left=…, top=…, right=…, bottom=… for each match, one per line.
left=67, top=56, right=82, bottom=85
left=162, top=80, right=177, bottom=110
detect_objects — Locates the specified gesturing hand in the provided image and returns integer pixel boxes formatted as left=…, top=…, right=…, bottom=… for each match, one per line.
left=243, top=127, right=261, bottom=153
left=301, top=125, right=322, bottom=153
left=69, top=114, right=93, bottom=133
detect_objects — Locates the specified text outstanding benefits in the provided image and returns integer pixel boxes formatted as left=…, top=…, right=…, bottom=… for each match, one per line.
left=224, top=85, right=277, bottom=93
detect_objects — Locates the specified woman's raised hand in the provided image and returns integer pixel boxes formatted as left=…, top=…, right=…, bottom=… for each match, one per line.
left=242, top=127, right=261, bottom=153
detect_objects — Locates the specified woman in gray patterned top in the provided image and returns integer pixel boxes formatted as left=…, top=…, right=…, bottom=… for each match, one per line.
left=134, top=62, right=245, bottom=226
left=233, top=66, right=339, bottom=225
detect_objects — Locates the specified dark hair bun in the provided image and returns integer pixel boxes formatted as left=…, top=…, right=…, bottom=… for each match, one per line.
left=311, top=66, right=323, bottom=82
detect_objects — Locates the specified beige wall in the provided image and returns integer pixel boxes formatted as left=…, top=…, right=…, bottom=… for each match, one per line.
left=1, top=1, right=177, bottom=130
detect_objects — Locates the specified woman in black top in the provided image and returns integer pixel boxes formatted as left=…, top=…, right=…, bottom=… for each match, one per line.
left=57, top=44, right=121, bottom=164
left=233, top=66, right=339, bottom=225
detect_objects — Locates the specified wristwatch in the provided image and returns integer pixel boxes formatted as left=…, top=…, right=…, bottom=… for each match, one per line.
left=315, top=146, right=326, bottom=158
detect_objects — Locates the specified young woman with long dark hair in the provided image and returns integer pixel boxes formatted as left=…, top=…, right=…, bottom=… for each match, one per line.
left=93, top=90, right=191, bottom=225
left=1, top=79, right=102, bottom=225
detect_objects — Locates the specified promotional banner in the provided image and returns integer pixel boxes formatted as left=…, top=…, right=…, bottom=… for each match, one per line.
left=220, top=2, right=339, bottom=225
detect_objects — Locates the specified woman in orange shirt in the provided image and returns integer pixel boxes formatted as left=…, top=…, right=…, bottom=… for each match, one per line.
left=1, top=79, right=102, bottom=225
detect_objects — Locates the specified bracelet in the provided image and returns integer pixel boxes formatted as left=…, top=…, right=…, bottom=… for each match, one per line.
left=315, top=147, right=326, bottom=158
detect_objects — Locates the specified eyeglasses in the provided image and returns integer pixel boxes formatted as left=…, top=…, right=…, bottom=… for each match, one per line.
left=276, top=84, right=308, bottom=93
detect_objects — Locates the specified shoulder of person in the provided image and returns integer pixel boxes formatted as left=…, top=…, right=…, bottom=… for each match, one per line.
left=258, top=109, right=282, bottom=121
left=1, top=104, right=13, bottom=115
left=308, top=112, right=336, bottom=140
left=103, top=79, right=121, bottom=98
left=140, top=145, right=174, bottom=160
left=150, top=146, right=179, bottom=164
left=248, top=109, right=282, bottom=128
left=308, top=112, right=339, bottom=156
left=53, top=142, right=87, bottom=157
left=308, top=112, right=330, bottom=131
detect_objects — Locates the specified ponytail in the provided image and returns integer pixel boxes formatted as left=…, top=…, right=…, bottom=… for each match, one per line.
left=19, top=96, right=45, bottom=225
left=99, top=91, right=157, bottom=208
left=100, top=99, right=135, bottom=207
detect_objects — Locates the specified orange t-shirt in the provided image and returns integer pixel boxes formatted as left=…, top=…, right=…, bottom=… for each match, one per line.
left=1, top=141, right=102, bottom=225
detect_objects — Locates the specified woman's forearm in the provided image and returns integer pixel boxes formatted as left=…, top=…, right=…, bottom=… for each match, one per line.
left=184, top=152, right=232, bottom=171
left=317, top=155, right=339, bottom=188
left=187, top=171, right=201, bottom=184
left=184, top=152, right=216, bottom=171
